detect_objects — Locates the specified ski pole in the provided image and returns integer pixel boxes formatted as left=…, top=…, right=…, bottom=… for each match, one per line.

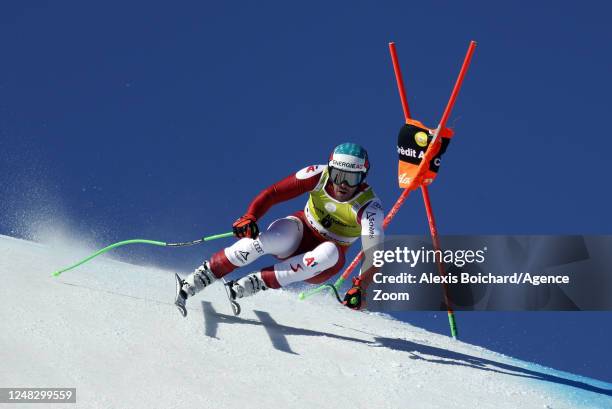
left=51, top=231, right=233, bottom=277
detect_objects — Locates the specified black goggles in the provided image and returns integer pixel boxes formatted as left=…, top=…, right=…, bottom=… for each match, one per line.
left=329, top=167, right=365, bottom=187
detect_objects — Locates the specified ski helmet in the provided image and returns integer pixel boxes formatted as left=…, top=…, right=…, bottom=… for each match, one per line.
left=328, top=142, right=370, bottom=187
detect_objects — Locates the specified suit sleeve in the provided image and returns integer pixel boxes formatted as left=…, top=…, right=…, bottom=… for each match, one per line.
left=357, top=198, right=385, bottom=288
left=246, top=165, right=325, bottom=219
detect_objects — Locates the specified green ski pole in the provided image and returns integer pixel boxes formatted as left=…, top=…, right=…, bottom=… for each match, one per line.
left=51, top=231, right=233, bottom=277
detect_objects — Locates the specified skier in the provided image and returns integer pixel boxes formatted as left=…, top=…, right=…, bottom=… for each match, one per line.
left=175, top=142, right=384, bottom=316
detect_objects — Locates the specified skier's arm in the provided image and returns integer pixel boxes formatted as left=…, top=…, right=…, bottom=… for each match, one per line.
left=357, top=199, right=385, bottom=290
left=245, top=165, right=324, bottom=220
left=343, top=199, right=385, bottom=310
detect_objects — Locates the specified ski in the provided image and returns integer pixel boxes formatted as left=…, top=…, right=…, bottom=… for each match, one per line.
left=174, top=273, right=188, bottom=317
left=222, top=278, right=241, bottom=316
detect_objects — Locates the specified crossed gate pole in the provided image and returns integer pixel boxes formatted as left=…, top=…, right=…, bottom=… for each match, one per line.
left=299, top=41, right=477, bottom=340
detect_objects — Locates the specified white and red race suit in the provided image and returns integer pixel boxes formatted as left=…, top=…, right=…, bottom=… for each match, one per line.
left=208, top=165, right=384, bottom=289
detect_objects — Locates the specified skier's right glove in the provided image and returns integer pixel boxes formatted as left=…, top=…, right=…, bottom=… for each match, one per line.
left=232, top=214, right=260, bottom=239
left=343, top=277, right=365, bottom=310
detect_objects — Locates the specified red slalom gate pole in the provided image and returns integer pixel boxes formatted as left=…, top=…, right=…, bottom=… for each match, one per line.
left=389, top=43, right=411, bottom=120
left=421, top=185, right=458, bottom=338
left=391, top=40, right=476, bottom=339
left=434, top=41, right=477, bottom=134
left=331, top=42, right=477, bottom=282
left=343, top=41, right=474, bottom=333
left=390, top=41, right=457, bottom=338
left=299, top=42, right=476, bottom=326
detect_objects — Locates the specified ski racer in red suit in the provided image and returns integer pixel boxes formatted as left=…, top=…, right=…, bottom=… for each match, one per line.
left=174, top=143, right=384, bottom=317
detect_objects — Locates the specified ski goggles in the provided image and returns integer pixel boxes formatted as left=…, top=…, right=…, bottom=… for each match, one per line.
left=329, top=166, right=365, bottom=187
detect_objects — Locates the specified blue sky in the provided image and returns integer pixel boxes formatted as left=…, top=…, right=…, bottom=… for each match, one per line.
left=1, top=1, right=611, bottom=382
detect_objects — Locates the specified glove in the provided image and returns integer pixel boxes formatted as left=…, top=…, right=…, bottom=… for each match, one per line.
left=343, top=277, right=365, bottom=310
left=232, top=214, right=260, bottom=239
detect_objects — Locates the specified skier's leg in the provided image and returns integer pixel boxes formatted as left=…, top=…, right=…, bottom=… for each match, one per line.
left=212, top=216, right=303, bottom=276
left=231, top=241, right=345, bottom=298
left=303, top=246, right=348, bottom=284
left=180, top=217, right=303, bottom=298
left=265, top=241, right=345, bottom=287
left=175, top=260, right=218, bottom=316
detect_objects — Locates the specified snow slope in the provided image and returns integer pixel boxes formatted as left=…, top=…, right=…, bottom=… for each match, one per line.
left=1, top=234, right=611, bottom=409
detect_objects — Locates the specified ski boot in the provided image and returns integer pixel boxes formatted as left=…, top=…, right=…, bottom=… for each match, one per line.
left=228, top=272, right=268, bottom=300
left=224, top=272, right=267, bottom=316
left=174, top=261, right=217, bottom=317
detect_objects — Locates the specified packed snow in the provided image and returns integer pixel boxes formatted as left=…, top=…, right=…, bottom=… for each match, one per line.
left=1, top=234, right=611, bottom=408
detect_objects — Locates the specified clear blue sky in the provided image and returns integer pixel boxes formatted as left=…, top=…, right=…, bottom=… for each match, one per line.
left=1, top=1, right=611, bottom=383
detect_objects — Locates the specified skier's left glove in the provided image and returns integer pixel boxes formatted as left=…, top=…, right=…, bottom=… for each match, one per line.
left=233, top=214, right=260, bottom=239
left=343, top=277, right=365, bottom=310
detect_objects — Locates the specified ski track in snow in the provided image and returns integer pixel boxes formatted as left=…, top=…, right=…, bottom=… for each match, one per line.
left=1, top=234, right=611, bottom=409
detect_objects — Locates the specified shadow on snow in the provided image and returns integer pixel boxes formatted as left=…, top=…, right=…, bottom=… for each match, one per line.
left=201, top=301, right=612, bottom=398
